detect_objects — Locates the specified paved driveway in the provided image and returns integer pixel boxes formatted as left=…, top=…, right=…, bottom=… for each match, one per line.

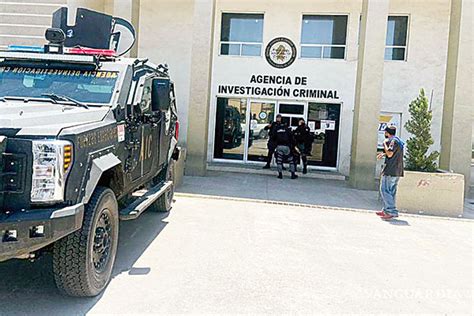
left=0, top=196, right=472, bottom=314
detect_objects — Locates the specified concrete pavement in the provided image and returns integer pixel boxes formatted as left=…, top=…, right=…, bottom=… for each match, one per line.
left=179, top=170, right=474, bottom=218
left=0, top=196, right=472, bottom=314
left=179, top=170, right=381, bottom=211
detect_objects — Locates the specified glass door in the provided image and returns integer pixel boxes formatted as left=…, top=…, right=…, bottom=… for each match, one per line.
left=246, top=100, right=276, bottom=162
left=307, top=103, right=341, bottom=167
left=213, top=97, right=248, bottom=160
left=277, top=102, right=307, bottom=129
left=213, top=98, right=341, bottom=168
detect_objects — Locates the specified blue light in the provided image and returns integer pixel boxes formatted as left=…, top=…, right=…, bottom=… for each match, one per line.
left=8, top=45, right=44, bottom=53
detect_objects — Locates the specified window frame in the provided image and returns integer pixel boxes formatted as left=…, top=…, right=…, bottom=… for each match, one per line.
left=299, top=13, right=350, bottom=61
left=385, top=14, right=410, bottom=62
left=219, top=11, right=265, bottom=58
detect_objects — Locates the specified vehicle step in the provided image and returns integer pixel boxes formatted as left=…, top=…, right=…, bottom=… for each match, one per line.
left=119, top=181, right=173, bottom=221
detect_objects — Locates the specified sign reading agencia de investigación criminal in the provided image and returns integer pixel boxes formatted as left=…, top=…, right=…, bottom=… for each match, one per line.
left=218, top=74, right=340, bottom=100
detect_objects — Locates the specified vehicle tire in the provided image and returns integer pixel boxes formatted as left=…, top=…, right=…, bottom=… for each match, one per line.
left=234, top=132, right=242, bottom=147
left=52, top=187, right=119, bottom=297
left=152, top=160, right=175, bottom=212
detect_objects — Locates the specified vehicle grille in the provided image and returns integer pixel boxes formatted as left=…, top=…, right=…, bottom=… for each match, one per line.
left=1, top=153, right=26, bottom=193
left=0, top=137, right=27, bottom=211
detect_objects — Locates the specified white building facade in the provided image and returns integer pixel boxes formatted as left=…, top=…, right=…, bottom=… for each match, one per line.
left=1, top=0, right=472, bottom=190
left=207, top=0, right=452, bottom=176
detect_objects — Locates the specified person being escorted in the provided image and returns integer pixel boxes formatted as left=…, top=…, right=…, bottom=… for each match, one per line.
left=273, top=123, right=298, bottom=179
left=262, top=114, right=284, bottom=169
left=376, top=125, right=405, bottom=220
left=293, top=118, right=313, bottom=174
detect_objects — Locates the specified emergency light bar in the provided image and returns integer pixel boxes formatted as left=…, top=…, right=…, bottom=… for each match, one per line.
left=0, top=51, right=97, bottom=64
left=5, top=45, right=116, bottom=58
left=7, top=45, right=45, bottom=53
left=66, top=47, right=116, bottom=57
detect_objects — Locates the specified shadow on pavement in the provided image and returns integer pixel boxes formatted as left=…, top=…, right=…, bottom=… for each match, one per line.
left=0, top=211, right=168, bottom=315
left=386, top=219, right=410, bottom=226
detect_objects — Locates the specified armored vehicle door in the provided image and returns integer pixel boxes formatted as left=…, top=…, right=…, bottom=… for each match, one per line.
left=151, top=78, right=175, bottom=167
left=128, top=75, right=161, bottom=183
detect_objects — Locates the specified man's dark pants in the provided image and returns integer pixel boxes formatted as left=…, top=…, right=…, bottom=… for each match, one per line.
left=265, top=141, right=276, bottom=166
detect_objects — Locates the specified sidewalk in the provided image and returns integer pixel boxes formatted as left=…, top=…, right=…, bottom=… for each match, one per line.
left=178, top=170, right=474, bottom=219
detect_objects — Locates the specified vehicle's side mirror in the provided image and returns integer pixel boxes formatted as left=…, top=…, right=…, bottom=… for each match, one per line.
left=151, top=78, right=171, bottom=112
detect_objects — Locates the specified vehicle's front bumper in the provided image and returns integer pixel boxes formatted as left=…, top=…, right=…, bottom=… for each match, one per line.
left=0, top=203, right=84, bottom=262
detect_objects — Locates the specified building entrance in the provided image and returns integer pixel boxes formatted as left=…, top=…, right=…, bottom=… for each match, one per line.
left=213, top=97, right=341, bottom=168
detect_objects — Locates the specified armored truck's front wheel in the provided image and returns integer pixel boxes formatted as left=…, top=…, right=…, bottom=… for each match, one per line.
left=52, top=187, right=119, bottom=297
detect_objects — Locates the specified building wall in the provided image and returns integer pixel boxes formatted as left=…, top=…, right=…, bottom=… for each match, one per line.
left=137, top=0, right=194, bottom=145
left=0, top=0, right=66, bottom=49
left=207, top=0, right=451, bottom=176
left=382, top=0, right=450, bottom=150
left=1, top=0, right=465, bottom=178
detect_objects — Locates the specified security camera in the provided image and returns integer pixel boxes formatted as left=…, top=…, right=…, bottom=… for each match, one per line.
left=45, top=28, right=66, bottom=45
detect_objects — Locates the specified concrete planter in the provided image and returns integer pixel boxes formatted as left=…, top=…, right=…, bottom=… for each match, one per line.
left=396, top=171, right=465, bottom=217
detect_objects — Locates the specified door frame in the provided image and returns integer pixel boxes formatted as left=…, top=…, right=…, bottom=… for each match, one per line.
left=276, top=101, right=307, bottom=129
left=244, top=99, right=277, bottom=163
left=210, top=96, right=343, bottom=172
left=306, top=101, right=343, bottom=171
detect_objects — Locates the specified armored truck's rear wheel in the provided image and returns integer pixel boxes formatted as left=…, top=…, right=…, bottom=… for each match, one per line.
left=52, top=187, right=119, bottom=297
left=153, top=161, right=175, bottom=213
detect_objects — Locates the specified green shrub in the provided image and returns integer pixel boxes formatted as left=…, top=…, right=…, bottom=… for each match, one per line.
left=404, top=89, right=439, bottom=172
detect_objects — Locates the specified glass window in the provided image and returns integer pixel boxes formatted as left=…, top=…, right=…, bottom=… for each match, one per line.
left=0, top=67, right=118, bottom=104
left=247, top=101, right=276, bottom=162
left=301, top=15, right=348, bottom=59
left=307, top=103, right=341, bottom=167
left=301, top=46, right=322, bottom=58
left=214, top=98, right=247, bottom=160
left=279, top=103, right=305, bottom=115
left=385, top=16, right=408, bottom=61
left=220, top=13, right=264, bottom=56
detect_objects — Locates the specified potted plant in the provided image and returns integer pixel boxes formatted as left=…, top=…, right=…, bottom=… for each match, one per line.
left=396, top=89, right=465, bottom=217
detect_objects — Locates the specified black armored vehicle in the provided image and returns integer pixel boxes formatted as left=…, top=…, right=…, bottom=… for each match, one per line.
left=0, top=8, right=179, bottom=296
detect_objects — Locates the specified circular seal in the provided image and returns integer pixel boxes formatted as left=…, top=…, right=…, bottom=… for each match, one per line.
left=265, top=37, right=297, bottom=69
left=259, top=111, right=267, bottom=120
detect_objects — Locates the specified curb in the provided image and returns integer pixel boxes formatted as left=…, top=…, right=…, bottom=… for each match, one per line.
left=175, top=192, right=474, bottom=223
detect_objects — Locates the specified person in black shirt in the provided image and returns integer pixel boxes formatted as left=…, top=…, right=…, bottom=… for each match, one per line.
left=376, top=125, right=405, bottom=220
left=262, top=114, right=283, bottom=169
left=294, top=119, right=313, bottom=174
left=273, top=123, right=298, bottom=179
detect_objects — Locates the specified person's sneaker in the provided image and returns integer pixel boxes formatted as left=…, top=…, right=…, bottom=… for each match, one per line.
left=263, top=164, right=271, bottom=169
left=376, top=210, right=385, bottom=216
left=291, top=173, right=298, bottom=179
left=277, top=172, right=283, bottom=179
left=380, top=213, right=395, bottom=220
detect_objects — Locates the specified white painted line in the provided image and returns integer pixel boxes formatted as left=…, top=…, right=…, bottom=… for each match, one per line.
left=0, top=13, right=50, bottom=17
left=0, top=2, right=63, bottom=7
left=0, top=24, right=49, bottom=28
left=0, top=34, right=43, bottom=39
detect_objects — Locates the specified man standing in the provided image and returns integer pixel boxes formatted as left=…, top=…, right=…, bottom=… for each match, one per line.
left=294, top=118, right=313, bottom=174
left=273, top=123, right=298, bottom=179
left=377, top=126, right=405, bottom=220
left=262, top=114, right=283, bottom=169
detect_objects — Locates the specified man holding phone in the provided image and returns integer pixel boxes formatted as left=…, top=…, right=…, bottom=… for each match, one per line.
left=376, top=125, right=405, bottom=220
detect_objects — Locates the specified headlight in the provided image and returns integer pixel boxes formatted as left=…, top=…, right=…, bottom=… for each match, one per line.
left=31, top=140, right=73, bottom=204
